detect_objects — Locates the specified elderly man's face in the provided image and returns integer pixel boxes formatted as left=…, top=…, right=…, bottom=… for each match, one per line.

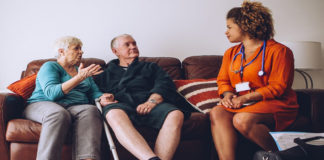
left=113, top=36, right=139, bottom=61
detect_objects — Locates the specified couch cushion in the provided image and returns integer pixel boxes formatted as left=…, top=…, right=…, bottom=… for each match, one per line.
left=6, top=113, right=209, bottom=143
left=174, top=78, right=220, bottom=113
left=182, top=55, right=223, bottom=79
left=7, top=74, right=37, bottom=100
left=6, top=119, right=41, bottom=143
left=23, top=58, right=106, bottom=78
left=10, top=143, right=73, bottom=160
left=6, top=119, right=73, bottom=144
left=139, top=57, right=183, bottom=80
left=181, top=112, right=210, bottom=139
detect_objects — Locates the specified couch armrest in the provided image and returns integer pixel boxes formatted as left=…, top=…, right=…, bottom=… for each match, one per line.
left=0, top=93, right=25, bottom=160
left=295, top=89, right=324, bottom=132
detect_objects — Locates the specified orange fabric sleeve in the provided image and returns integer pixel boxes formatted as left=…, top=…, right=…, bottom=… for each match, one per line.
left=217, top=48, right=235, bottom=96
left=255, top=47, right=295, bottom=100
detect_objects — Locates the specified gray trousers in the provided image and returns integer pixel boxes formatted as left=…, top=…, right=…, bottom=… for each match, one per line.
left=23, top=101, right=103, bottom=160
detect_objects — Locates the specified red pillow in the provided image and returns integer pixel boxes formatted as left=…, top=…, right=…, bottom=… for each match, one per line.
left=174, top=78, right=220, bottom=113
left=7, top=73, right=37, bottom=100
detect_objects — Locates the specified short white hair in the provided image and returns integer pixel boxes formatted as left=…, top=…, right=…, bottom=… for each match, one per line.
left=110, top=34, right=133, bottom=49
left=54, top=36, right=83, bottom=55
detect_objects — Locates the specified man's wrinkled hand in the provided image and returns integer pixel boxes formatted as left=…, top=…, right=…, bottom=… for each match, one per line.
left=136, top=102, right=156, bottom=115
left=99, top=93, right=118, bottom=107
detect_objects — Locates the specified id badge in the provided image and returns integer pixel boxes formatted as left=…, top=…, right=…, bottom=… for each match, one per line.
left=235, top=82, right=251, bottom=92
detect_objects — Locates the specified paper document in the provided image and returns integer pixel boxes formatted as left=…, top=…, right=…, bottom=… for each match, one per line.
left=269, top=131, right=324, bottom=151
left=242, top=101, right=256, bottom=106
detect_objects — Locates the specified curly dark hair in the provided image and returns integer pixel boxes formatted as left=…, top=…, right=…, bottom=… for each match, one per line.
left=226, top=1, right=274, bottom=40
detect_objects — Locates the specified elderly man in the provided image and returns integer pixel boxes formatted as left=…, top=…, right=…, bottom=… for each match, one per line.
left=96, top=34, right=192, bottom=160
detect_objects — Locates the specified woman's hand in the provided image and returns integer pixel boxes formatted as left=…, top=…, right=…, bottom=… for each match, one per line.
left=231, top=95, right=248, bottom=109
left=227, top=92, right=262, bottom=109
left=218, top=92, right=236, bottom=108
left=78, top=63, right=104, bottom=80
left=61, top=63, right=104, bottom=94
left=99, top=93, right=118, bottom=107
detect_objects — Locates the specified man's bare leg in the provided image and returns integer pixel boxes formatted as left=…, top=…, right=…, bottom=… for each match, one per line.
left=154, top=110, right=184, bottom=160
left=106, top=109, right=156, bottom=160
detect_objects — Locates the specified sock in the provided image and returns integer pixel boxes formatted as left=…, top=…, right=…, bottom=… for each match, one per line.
left=148, top=156, right=161, bottom=160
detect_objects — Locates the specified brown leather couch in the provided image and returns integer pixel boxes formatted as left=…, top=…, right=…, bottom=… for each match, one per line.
left=1, top=55, right=324, bottom=160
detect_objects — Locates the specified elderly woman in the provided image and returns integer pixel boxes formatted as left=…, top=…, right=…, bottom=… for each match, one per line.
left=24, top=36, right=111, bottom=160
left=210, top=1, right=299, bottom=160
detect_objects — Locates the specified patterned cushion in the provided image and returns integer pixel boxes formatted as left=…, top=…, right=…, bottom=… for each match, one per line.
left=174, top=78, right=220, bottom=113
left=7, top=73, right=37, bottom=100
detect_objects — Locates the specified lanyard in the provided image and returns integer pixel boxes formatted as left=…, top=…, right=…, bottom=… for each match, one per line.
left=230, top=40, right=266, bottom=77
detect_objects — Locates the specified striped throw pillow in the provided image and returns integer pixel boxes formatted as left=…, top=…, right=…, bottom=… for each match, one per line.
left=174, top=78, right=220, bottom=113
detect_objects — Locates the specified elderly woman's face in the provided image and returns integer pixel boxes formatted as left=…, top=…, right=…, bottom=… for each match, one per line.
left=63, top=44, right=83, bottom=65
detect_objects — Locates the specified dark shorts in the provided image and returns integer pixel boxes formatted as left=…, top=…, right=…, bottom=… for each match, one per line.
left=102, top=102, right=180, bottom=129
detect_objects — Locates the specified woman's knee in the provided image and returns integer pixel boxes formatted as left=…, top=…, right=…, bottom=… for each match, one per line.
left=209, top=106, right=229, bottom=125
left=83, top=105, right=101, bottom=117
left=44, top=108, right=71, bottom=124
left=232, top=113, right=253, bottom=136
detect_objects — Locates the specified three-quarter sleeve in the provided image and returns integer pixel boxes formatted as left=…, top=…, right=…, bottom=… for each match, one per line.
left=255, top=47, right=295, bottom=100
left=87, top=77, right=103, bottom=101
left=217, top=49, right=236, bottom=96
left=37, top=62, right=65, bottom=101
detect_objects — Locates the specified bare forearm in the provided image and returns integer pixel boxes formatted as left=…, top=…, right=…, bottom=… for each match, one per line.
left=61, top=63, right=103, bottom=94
left=241, top=91, right=263, bottom=102
left=148, top=93, right=164, bottom=104
left=61, top=75, right=85, bottom=94
left=222, top=91, right=235, bottom=97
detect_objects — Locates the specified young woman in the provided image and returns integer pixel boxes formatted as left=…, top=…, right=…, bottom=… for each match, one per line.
left=209, top=1, right=299, bottom=160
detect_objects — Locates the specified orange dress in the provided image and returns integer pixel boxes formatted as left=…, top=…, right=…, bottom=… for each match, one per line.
left=217, top=39, right=299, bottom=131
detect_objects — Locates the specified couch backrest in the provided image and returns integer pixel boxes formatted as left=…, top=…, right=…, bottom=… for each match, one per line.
left=182, top=55, right=223, bottom=79
left=22, top=58, right=106, bottom=78
left=22, top=56, right=224, bottom=80
left=139, top=57, right=183, bottom=80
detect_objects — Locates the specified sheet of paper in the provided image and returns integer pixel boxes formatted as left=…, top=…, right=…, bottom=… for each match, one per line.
left=269, top=132, right=324, bottom=151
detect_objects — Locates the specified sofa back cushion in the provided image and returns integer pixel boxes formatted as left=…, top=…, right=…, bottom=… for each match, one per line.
left=22, top=58, right=106, bottom=78
left=139, top=57, right=183, bottom=80
left=182, top=55, right=223, bottom=79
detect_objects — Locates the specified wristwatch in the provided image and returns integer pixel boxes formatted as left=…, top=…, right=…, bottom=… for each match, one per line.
left=148, top=99, right=158, bottom=104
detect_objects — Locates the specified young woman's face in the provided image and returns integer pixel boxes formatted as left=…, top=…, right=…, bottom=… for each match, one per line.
left=225, top=18, right=245, bottom=43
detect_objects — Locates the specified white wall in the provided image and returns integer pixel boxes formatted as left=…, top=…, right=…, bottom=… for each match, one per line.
left=1, top=0, right=324, bottom=91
